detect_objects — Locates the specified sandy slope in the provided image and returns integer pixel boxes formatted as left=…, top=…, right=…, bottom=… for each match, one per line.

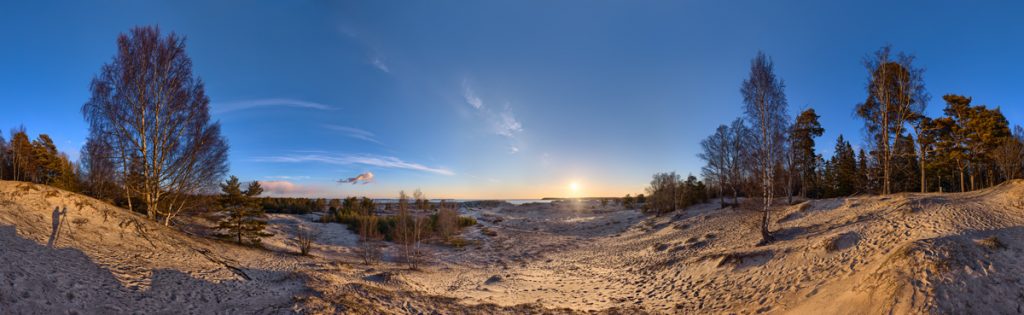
left=402, top=182, right=1024, bottom=314
left=2, top=180, right=1024, bottom=314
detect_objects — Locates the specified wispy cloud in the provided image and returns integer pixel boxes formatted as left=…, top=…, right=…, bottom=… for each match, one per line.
left=212, top=98, right=335, bottom=114
left=461, top=79, right=524, bottom=153
left=339, top=171, right=374, bottom=184
left=324, top=125, right=382, bottom=144
left=496, top=106, right=523, bottom=137
left=255, top=153, right=455, bottom=176
left=340, top=26, right=393, bottom=74
left=371, top=56, right=390, bottom=73
left=262, top=175, right=311, bottom=180
left=462, top=80, right=484, bottom=109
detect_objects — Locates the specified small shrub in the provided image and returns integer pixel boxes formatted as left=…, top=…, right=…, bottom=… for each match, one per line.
left=449, top=236, right=468, bottom=248
left=457, top=216, right=477, bottom=227
left=72, top=217, right=89, bottom=227
left=295, top=227, right=318, bottom=256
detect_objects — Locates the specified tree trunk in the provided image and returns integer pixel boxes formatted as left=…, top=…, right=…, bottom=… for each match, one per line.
left=918, top=150, right=927, bottom=193
left=719, top=183, right=725, bottom=208
left=970, top=173, right=975, bottom=191
left=959, top=168, right=966, bottom=192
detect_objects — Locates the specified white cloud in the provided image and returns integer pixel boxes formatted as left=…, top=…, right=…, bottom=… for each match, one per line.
left=339, top=171, right=374, bottom=184
left=259, top=180, right=324, bottom=197
left=323, top=125, right=382, bottom=144
left=212, top=98, right=335, bottom=114
left=255, top=153, right=455, bottom=176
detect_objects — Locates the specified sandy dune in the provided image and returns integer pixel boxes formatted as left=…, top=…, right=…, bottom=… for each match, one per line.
left=3, top=180, right=1024, bottom=313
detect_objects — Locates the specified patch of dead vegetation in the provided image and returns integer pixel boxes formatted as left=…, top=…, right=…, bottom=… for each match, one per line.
left=976, top=236, right=1006, bottom=250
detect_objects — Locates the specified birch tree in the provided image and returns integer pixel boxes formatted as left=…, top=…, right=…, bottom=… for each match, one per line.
left=82, top=26, right=228, bottom=225
left=740, top=51, right=789, bottom=243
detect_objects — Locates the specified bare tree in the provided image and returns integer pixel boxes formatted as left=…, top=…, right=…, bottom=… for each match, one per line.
left=646, top=172, right=680, bottom=216
left=727, top=118, right=752, bottom=205
left=856, top=45, right=927, bottom=195
left=80, top=134, right=119, bottom=201
left=699, top=125, right=731, bottom=207
left=992, top=133, right=1024, bottom=181
left=409, top=216, right=430, bottom=269
left=740, top=51, right=789, bottom=243
left=394, top=192, right=416, bottom=267
left=782, top=136, right=795, bottom=205
left=413, top=188, right=427, bottom=210
left=82, top=26, right=229, bottom=225
left=357, top=215, right=382, bottom=265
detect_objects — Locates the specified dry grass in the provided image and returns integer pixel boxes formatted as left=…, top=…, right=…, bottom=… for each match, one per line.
left=976, top=236, right=1006, bottom=250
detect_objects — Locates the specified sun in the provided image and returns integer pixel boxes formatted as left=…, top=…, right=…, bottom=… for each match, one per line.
left=569, top=181, right=580, bottom=193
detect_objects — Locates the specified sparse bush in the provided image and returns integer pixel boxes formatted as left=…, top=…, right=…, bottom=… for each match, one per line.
left=295, top=226, right=318, bottom=256
left=622, top=194, right=636, bottom=209
left=448, top=236, right=469, bottom=248
left=357, top=215, right=382, bottom=265
left=435, top=201, right=458, bottom=241
left=457, top=216, right=477, bottom=228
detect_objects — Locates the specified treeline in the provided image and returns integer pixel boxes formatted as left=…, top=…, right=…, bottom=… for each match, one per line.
left=690, top=45, right=1024, bottom=243
left=0, top=126, right=80, bottom=191
left=259, top=197, right=325, bottom=214
left=641, top=173, right=708, bottom=215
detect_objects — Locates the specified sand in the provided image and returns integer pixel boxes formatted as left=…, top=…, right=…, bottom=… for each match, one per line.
left=3, top=180, right=1024, bottom=314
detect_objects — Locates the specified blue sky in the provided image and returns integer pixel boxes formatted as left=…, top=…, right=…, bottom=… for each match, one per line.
left=1, top=1, right=1022, bottom=198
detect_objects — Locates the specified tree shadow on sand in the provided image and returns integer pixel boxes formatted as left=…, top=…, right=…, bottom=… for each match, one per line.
left=0, top=225, right=310, bottom=314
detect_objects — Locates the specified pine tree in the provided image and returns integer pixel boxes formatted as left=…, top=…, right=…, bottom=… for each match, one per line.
left=937, top=95, right=1011, bottom=191
left=892, top=133, right=919, bottom=192
left=216, top=176, right=272, bottom=245
left=856, top=149, right=870, bottom=193
left=791, top=108, right=825, bottom=198
left=856, top=45, right=928, bottom=195
left=829, top=135, right=858, bottom=197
